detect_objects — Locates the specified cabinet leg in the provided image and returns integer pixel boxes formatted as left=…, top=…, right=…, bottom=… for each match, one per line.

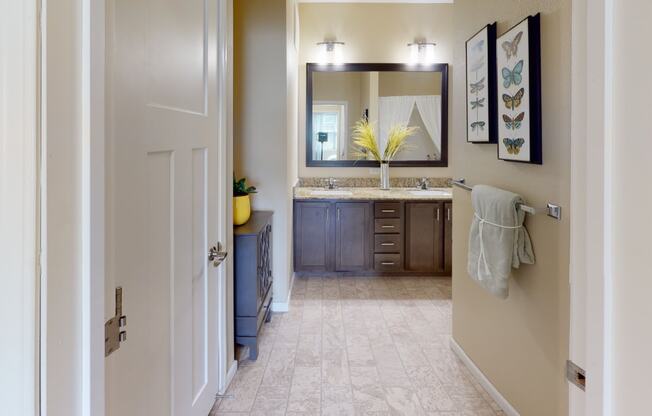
left=248, top=342, right=258, bottom=360
left=265, top=302, right=273, bottom=323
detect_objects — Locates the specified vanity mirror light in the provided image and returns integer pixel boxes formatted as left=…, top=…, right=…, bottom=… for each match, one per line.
left=306, top=63, right=448, bottom=167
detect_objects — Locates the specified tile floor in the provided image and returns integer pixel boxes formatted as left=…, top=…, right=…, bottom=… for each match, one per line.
left=211, top=275, right=504, bottom=416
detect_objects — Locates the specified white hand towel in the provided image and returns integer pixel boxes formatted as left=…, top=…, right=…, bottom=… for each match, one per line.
left=467, top=185, right=535, bottom=298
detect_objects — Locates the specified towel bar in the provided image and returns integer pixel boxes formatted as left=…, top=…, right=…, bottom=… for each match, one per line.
left=450, top=178, right=562, bottom=220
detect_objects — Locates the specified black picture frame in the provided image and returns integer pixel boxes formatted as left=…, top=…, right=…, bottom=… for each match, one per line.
left=306, top=63, right=449, bottom=168
left=496, top=13, right=542, bottom=164
left=466, top=23, right=498, bottom=144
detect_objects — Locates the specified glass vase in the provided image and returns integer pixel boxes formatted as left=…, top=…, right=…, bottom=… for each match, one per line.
left=380, top=161, right=390, bottom=190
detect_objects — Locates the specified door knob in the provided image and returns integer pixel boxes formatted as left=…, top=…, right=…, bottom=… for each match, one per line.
left=208, top=243, right=228, bottom=267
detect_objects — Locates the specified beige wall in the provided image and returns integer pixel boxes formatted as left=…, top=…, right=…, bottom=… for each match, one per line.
left=378, top=71, right=441, bottom=97
left=298, top=3, right=454, bottom=178
left=235, top=0, right=297, bottom=309
left=612, top=0, right=652, bottom=413
left=451, top=2, right=571, bottom=416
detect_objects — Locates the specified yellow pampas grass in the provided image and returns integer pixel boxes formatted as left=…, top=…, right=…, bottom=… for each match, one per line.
left=351, top=119, right=417, bottom=162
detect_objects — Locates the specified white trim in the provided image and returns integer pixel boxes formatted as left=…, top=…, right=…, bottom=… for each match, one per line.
left=81, top=0, right=106, bottom=415
left=0, top=0, right=39, bottom=414
left=216, top=0, right=233, bottom=395
left=569, top=0, right=614, bottom=414
left=221, top=360, right=238, bottom=395
left=450, top=339, right=519, bottom=416
left=271, top=273, right=295, bottom=312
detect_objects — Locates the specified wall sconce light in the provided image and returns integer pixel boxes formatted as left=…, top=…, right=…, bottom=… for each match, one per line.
left=317, top=40, right=345, bottom=65
left=408, top=40, right=437, bottom=65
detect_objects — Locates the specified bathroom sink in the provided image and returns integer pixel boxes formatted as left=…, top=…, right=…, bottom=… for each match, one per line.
left=408, top=190, right=451, bottom=197
left=310, top=190, right=354, bottom=196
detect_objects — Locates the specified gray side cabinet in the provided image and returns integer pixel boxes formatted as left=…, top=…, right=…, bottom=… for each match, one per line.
left=294, top=200, right=452, bottom=276
left=234, top=211, right=273, bottom=360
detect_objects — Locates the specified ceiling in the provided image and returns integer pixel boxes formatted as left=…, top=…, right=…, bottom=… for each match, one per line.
left=298, top=1, right=453, bottom=3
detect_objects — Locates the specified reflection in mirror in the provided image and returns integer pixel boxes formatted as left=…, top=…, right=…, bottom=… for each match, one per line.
left=307, top=64, right=448, bottom=167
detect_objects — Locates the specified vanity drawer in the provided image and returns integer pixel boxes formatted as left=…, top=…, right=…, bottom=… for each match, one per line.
left=374, top=218, right=402, bottom=234
left=374, top=234, right=402, bottom=253
left=374, top=202, right=403, bottom=218
left=374, top=254, right=402, bottom=272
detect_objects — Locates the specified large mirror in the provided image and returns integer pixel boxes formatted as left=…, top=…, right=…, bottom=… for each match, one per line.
left=306, top=63, right=448, bottom=167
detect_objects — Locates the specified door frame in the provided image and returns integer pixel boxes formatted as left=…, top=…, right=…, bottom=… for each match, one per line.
left=80, top=0, right=234, bottom=414
left=0, top=0, right=40, bottom=414
left=569, top=0, right=614, bottom=414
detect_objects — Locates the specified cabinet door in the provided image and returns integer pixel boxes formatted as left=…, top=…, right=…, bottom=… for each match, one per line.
left=444, top=202, right=453, bottom=275
left=405, top=202, right=444, bottom=273
left=294, top=201, right=332, bottom=272
left=335, top=202, right=371, bottom=271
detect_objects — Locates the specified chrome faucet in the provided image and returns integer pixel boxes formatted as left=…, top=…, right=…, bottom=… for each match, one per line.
left=417, top=178, right=429, bottom=190
left=326, top=177, right=338, bottom=190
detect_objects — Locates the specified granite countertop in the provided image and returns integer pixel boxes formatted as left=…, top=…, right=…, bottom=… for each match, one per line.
left=293, top=186, right=453, bottom=201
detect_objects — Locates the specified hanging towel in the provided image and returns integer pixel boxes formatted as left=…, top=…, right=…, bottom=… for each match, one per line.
left=467, top=185, right=535, bottom=298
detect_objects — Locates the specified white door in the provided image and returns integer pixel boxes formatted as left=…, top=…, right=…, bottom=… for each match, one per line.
left=106, top=0, right=224, bottom=415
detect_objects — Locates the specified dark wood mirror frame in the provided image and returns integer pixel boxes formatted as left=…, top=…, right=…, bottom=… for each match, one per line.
left=306, top=63, right=449, bottom=168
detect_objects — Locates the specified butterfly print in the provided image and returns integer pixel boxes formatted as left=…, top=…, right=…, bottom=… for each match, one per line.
left=503, top=138, right=525, bottom=155
left=502, top=60, right=524, bottom=88
left=470, top=98, right=485, bottom=110
left=502, top=31, right=523, bottom=60
left=503, top=112, right=525, bottom=130
left=470, top=121, right=486, bottom=131
left=469, top=78, right=485, bottom=94
left=502, top=88, right=525, bottom=111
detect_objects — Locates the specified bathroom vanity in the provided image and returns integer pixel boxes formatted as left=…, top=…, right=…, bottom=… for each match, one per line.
left=293, top=187, right=453, bottom=276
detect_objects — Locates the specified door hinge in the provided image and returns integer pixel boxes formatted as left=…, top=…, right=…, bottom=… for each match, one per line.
left=567, top=360, right=586, bottom=391
left=105, top=287, right=127, bottom=357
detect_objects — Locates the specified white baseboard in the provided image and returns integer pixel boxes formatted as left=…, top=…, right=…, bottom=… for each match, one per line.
left=271, top=272, right=295, bottom=312
left=450, top=338, right=520, bottom=416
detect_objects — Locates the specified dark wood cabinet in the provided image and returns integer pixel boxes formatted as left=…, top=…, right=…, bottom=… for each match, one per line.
left=405, top=202, right=444, bottom=273
left=294, top=199, right=452, bottom=276
left=444, top=202, right=453, bottom=274
left=335, top=202, right=372, bottom=272
left=294, top=201, right=332, bottom=272
left=234, top=211, right=273, bottom=360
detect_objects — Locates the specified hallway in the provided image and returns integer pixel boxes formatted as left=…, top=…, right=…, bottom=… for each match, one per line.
left=212, top=276, right=503, bottom=415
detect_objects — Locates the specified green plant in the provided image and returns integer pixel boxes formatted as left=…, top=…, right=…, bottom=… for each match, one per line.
left=351, top=119, right=417, bottom=162
left=233, top=176, right=257, bottom=197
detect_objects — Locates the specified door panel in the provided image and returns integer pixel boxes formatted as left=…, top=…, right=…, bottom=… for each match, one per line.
left=405, top=202, right=443, bottom=273
left=191, top=148, right=209, bottom=400
left=107, top=0, right=221, bottom=415
left=294, top=202, right=331, bottom=272
left=147, top=0, right=207, bottom=113
left=335, top=203, right=371, bottom=271
left=444, top=202, right=453, bottom=275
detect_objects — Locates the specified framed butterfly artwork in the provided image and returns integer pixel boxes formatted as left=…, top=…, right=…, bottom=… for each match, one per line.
left=496, top=13, right=542, bottom=164
left=466, top=23, right=497, bottom=143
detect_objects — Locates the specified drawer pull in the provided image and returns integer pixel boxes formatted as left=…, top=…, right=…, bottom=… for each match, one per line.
left=380, top=242, right=395, bottom=246
left=381, top=262, right=395, bottom=266
left=381, top=209, right=396, bottom=213
left=381, top=225, right=395, bottom=229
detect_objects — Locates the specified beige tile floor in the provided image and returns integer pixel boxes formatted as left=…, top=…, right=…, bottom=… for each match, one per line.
left=211, top=275, right=505, bottom=416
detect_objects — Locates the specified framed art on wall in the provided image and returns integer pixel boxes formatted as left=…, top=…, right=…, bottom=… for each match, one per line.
left=496, top=13, right=542, bottom=163
left=466, top=23, right=497, bottom=143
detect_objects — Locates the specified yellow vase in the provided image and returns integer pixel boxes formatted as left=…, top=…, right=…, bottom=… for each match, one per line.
left=233, top=195, right=251, bottom=225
